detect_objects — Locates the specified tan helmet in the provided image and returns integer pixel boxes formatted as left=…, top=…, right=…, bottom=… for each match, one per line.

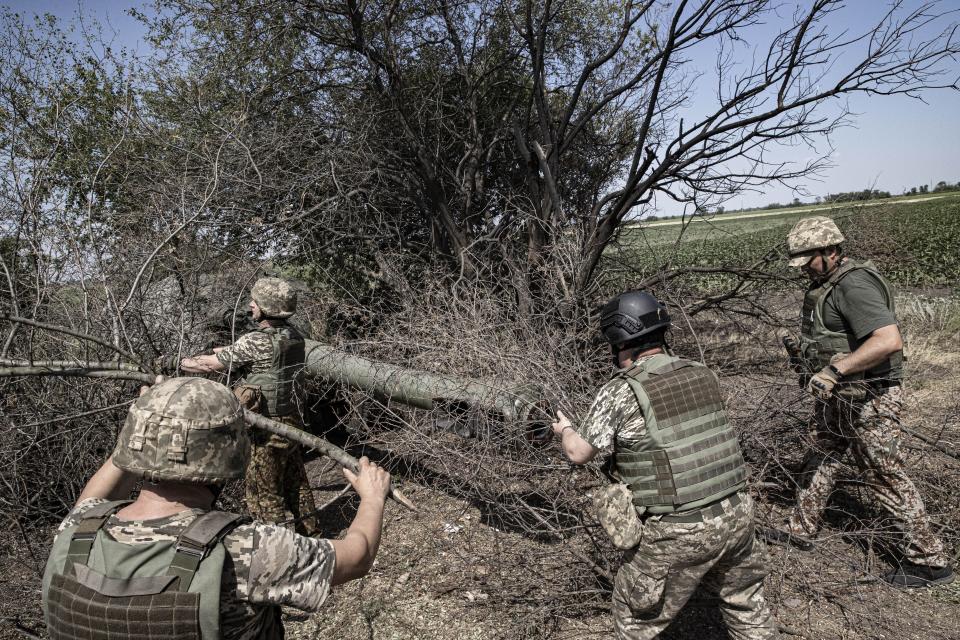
left=112, top=377, right=249, bottom=484
left=786, top=216, right=845, bottom=267
left=251, top=277, right=297, bottom=318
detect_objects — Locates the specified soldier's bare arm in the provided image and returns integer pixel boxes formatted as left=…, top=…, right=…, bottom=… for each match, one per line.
left=180, top=353, right=226, bottom=373
left=75, top=456, right=138, bottom=505
left=832, top=323, right=903, bottom=377
left=330, top=457, right=391, bottom=585
left=552, top=410, right=601, bottom=464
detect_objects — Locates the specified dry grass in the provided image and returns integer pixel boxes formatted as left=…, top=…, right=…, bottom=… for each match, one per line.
left=3, top=280, right=959, bottom=639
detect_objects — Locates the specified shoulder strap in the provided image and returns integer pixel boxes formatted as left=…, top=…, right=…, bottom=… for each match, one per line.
left=168, top=511, right=247, bottom=592
left=825, top=258, right=871, bottom=288
left=64, top=500, right=132, bottom=574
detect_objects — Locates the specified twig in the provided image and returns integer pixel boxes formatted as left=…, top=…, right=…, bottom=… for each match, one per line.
left=242, top=409, right=418, bottom=511
left=0, top=358, right=142, bottom=371
left=278, top=484, right=352, bottom=527
left=901, top=425, right=960, bottom=461
left=0, top=365, right=156, bottom=385
left=0, top=315, right=142, bottom=365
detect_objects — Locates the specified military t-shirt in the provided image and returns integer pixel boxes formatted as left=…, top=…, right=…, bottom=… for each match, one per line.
left=576, top=355, right=656, bottom=450
left=54, top=498, right=336, bottom=640
left=820, top=268, right=902, bottom=380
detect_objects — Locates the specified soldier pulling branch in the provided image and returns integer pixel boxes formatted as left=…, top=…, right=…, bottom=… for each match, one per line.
left=41, top=377, right=390, bottom=639
left=551, top=291, right=779, bottom=640
left=164, top=277, right=319, bottom=535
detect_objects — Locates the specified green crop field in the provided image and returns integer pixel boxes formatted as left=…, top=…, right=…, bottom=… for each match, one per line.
left=604, top=193, right=960, bottom=292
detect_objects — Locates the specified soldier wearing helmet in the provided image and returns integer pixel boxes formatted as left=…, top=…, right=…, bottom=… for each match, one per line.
left=173, top=277, right=319, bottom=535
left=552, top=291, right=778, bottom=639
left=41, top=377, right=391, bottom=639
left=776, top=216, right=952, bottom=587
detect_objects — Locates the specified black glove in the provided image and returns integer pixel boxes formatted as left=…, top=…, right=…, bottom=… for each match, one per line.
left=153, top=354, right=181, bottom=375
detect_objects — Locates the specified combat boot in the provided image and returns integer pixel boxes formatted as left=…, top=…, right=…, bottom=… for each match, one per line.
left=883, top=562, right=955, bottom=588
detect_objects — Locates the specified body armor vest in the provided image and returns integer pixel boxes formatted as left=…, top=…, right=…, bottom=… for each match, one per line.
left=244, top=324, right=305, bottom=418
left=799, top=259, right=902, bottom=379
left=42, top=502, right=281, bottom=640
left=615, top=354, right=747, bottom=514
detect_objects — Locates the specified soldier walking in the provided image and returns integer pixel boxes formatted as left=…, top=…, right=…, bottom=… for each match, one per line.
left=42, top=377, right=390, bottom=638
left=552, top=291, right=778, bottom=639
left=175, top=277, right=318, bottom=535
left=776, top=216, right=953, bottom=587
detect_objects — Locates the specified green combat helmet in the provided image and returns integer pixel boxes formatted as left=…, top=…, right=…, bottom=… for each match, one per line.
left=251, top=277, right=297, bottom=319
left=112, top=377, right=249, bottom=484
left=786, top=216, right=845, bottom=266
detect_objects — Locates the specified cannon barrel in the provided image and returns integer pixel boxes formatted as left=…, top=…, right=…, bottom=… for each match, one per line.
left=302, top=340, right=552, bottom=439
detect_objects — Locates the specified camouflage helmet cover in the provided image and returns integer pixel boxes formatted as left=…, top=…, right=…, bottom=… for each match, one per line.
left=251, top=277, right=297, bottom=318
left=112, top=377, right=249, bottom=484
left=786, top=216, right=845, bottom=266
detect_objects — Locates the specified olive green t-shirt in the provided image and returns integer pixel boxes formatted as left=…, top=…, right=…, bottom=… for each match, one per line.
left=821, top=269, right=902, bottom=380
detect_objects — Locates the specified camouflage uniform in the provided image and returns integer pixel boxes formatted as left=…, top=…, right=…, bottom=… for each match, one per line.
left=54, top=498, right=335, bottom=640
left=787, top=386, right=949, bottom=567
left=580, top=355, right=778, bottom=640
left=783, top=218, right=948, bottom=568
left=219, top=331, right=319, bottom=536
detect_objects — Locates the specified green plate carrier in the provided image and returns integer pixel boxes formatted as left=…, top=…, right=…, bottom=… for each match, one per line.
left=244, top=324, right=305, bottom=418
left=42, top=501, right=247, bottom=640
left=799, top=259, right=902, bottom=381
left=615, top=354, right=747, bottom=514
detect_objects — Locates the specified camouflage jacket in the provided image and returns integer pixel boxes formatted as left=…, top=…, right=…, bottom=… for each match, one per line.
left=216, top=329, right=280, bottom=378
left=576, top=355, right=656, bottom=451
left=55, top=498, right=336, bottom=639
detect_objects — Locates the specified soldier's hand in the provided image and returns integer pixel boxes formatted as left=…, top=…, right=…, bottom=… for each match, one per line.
left=551, top=410, right=574, bottom=438
left=343, top=456, right=390, bottom=503
left=781, top=335, right=806, bottom=372
left=153, top=354, right=181, bottom=375
left=807, top=365, right=841, bottom=400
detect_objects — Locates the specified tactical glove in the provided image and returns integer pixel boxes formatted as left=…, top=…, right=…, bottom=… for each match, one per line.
left=153, top=354, right=181, bottom=375
left=807, top=364, right=841, bottom=400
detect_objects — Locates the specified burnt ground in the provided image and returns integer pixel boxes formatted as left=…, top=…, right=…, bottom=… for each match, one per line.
left=3, top=296, right=960, bottom=639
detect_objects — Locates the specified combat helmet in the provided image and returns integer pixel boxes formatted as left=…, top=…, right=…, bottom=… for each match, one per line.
left=112, top=377, right=249, bottom=484
left=786, top=216, right=845, bottom=267
left=251, top=277, right=297, bottom=318
left=600, top=291, right=671, bottom=348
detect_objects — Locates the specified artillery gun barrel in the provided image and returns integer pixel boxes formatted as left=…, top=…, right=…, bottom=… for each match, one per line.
left=302, top=341, right=552, bottom=440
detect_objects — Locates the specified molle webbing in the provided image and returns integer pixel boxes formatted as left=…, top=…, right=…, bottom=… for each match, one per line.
left=47, top=572, right=203, bottom=640
left=244, top=325, right=305, bottom=418
left=799, top=259, right=902, bottom=377
left=47, top=509, right=245, bottom=640
left=617, top=355, right=747, bottom=513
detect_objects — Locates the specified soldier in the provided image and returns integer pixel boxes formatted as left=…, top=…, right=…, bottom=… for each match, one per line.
left=776, top=216, right=953, bottom=587
left=173, top=277, right=318, bottom=535
left=552, top=291, right=778, bottom=640
left=42, top=376, right=390, bottom=638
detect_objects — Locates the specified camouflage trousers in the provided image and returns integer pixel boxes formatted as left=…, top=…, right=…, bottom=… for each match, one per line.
left=612, top=493, right=778, bottom=640
left=788, top=385, right=948, bottom=568
left=246, top=417, right=319, bottom=537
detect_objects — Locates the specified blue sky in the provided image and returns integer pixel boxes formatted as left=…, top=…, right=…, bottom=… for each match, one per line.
left=4, top=0, right=959, bottom=211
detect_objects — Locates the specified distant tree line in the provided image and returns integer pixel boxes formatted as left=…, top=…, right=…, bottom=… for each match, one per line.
left=907, top=181, right=960, bottom=195
left=701, top=180, right=960, bottom=218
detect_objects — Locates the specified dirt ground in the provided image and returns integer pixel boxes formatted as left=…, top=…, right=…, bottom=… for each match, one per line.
left=3, top=293, right=959, bottom=640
